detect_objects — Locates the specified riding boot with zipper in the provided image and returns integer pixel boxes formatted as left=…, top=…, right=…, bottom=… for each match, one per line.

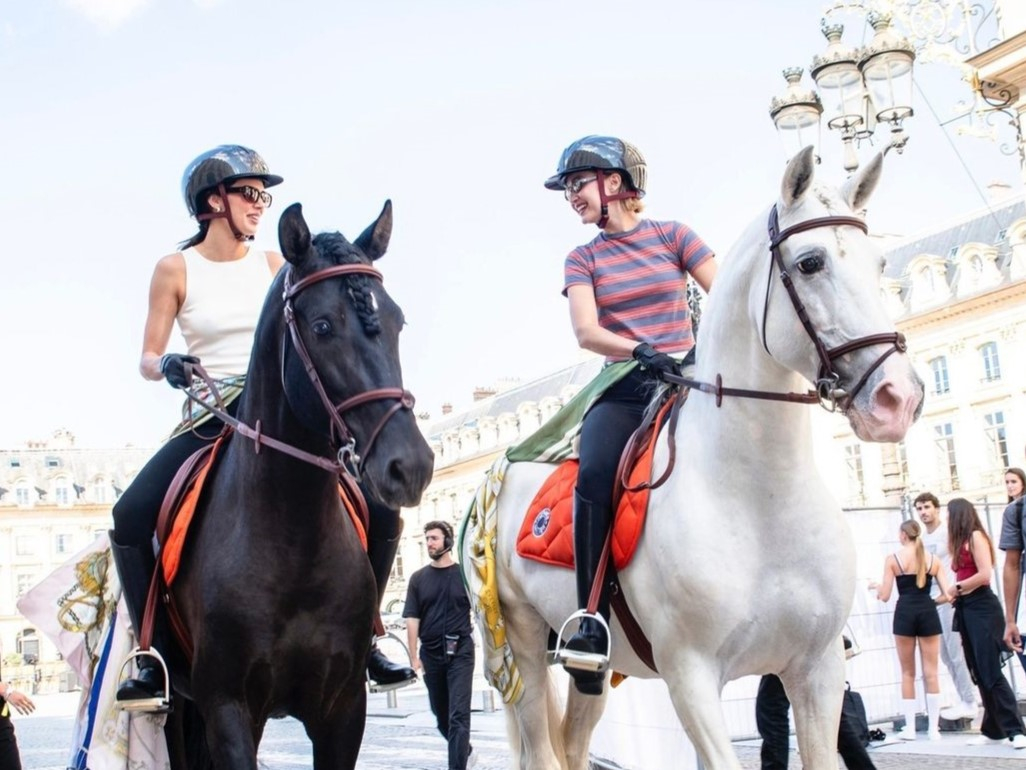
left=562, top=491, right=613, bottom=696
left=109, top=534, right=167, bottom=702
left=365, top=517, right=417, bottom=689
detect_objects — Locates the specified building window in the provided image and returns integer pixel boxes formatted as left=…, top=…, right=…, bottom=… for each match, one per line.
left=393, top=550, right=405, bottom=581
left=15, top=482, right=31, bottom=507
left=845, top=444, right=865, bottom=505
left=934, top=422, right=959, bottom=491
left=91, top=479, right=109, bottom=504
left=15, top=535, right=35, bottom=556
left=980, top=342, right=1001, bottom=383
left=45, top=456, right=61, bottom=468
left=54, top=477, right=70, bottom=506
left=15, top=574, right=36, bottom=598
left=55, top=533, right=74, bottom=555
left=929, top=356, right=950, bottom=395
left=8, top=458, right=20, bottom=468
left=984, top=411, right=1010, bottom=470
left=896, top=441, right=909, bottom=488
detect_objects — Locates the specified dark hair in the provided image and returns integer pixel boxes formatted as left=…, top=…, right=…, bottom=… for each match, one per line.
left=178, top=191, right=215, bottom=249
left=1006, top=467, right=1026, bottom=503
left=913, top=491, right=940, bottom=508
left=947, top=498, right=994, bottom=571
left=424, top=520, right=453, bottom=542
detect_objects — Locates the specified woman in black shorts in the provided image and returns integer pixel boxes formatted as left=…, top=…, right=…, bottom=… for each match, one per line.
left=873, top=519, right=952, bottom=741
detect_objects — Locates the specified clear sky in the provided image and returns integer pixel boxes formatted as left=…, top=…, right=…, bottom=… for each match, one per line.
left=1, top=0, right=1019, bottom=448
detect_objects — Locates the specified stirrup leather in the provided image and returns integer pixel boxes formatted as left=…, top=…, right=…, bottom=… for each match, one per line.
left=553, top=610, right=611, bottom=673
left=115, top=647, right=172, bottom=713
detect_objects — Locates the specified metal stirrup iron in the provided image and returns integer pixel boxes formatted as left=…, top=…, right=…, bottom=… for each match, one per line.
left=553, top=610, right=612, bottom=673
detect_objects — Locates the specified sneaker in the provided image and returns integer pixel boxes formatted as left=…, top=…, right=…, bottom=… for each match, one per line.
left=1011, top=734, right=1026, bottom=750
left=928, top=730, right=942, bottom=741
left=466, top=747, right=479, bottom=768
left=897, top=726, right=916, bottom=741
left=966, top=735, right=1004, bottom=745
left=940, top=701, right=978, bottom=720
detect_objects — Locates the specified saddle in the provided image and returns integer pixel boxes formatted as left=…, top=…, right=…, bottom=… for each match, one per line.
left=139, top=430, right=368, bottom=662
left=516, top=393, right=678, bottom=570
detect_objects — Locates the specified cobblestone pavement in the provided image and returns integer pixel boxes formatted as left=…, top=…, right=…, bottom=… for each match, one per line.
left=15, top=690, right=1026, bottom=769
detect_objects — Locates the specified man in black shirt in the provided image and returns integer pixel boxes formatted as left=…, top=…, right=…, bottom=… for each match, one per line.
left=404, top=521, right=476, bottom=770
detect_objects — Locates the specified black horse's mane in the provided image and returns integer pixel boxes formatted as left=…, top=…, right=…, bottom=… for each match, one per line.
left=311, top=231, right=381, bottom=336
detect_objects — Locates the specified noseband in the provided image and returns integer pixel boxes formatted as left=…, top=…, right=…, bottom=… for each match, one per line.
left=282, top=263, right=416, bottom=480
left=763, top=206, right=906, bottom=411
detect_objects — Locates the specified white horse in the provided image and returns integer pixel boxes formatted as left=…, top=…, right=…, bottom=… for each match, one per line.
left=471, top=147, right=924, bottom=770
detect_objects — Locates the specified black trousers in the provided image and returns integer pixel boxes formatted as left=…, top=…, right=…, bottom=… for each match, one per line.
left=576, top=369, right=657, bottom=507
left=420, top=637, right=475, bottom=770
left=0, top=712, right=22, bottom=770
left=955, top=588, right=1026, bottom=739
left=756, top=675, right=876, bottom=770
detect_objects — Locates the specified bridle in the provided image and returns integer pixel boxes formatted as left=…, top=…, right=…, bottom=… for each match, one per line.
left=182, top=263, right=415, bottom=482
left=281, top=263, right=415, bottom=479
left=672, top=204, right=906, bottom=412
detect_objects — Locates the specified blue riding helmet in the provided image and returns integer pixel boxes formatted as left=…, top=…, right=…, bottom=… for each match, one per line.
left=543, top=135, right=647, bottom=198
left=182, top=145, right=284, bottom=217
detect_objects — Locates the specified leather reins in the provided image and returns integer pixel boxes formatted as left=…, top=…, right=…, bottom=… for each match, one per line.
left=181, top=262, right=416, bottom=484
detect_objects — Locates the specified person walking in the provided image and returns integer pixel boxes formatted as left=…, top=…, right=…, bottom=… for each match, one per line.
left=543, top=135, right=717, bottom=694
left=872, top=519, right=951, bottom=740
left=1000, top=467, right=1026, bottom=673
left=914, top=491, right=979, bottom=720
left=947, top=498, right=1026, bottom=749
left=404, top=521, right=477, bottom=770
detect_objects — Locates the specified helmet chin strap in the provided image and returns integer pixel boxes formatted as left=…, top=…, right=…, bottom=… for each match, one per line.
left=196, top=183, right=254, bottom=241
left=593, top=170, right=639, bottom=230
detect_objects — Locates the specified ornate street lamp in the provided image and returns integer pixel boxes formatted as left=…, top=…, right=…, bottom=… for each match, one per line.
left=769, top=67, right=824, bottom=161
left=858, top=12, right=916, bottom=152
left=810, top=22, right=866, bottom=172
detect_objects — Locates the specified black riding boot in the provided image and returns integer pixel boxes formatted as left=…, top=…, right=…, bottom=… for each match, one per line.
left=365, top=521, right=417, bottom=690
left=109, top=534, right=167, bottom=703
left=562, top=491, right=612, bottom=696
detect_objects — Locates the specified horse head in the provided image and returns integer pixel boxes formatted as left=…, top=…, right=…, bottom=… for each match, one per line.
left=757, top=146, right=923, bottom=442
left=275, top=201, right=434, bottom=507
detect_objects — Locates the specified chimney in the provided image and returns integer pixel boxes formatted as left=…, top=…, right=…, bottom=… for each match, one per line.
left=472, top=386, right=497, bottom=402
left=441, top=402, right=453, bottom=416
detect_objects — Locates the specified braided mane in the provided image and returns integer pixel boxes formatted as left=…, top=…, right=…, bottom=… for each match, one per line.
left=311, top=231, right=381, bottom=336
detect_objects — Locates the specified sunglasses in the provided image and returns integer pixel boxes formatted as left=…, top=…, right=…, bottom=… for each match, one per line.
left=226, top=185, right=273, bottom=207
left=563, top=176, right=597, bottom=200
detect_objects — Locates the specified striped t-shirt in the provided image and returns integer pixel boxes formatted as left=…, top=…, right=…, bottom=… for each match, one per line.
left=563, top=219, right=713, bottom=360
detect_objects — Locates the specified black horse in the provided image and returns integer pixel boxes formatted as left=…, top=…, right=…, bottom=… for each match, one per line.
left=167, top=201, right=434, bottom=768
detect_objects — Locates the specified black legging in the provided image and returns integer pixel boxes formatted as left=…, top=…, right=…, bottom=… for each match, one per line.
left=576, top=367, right=658, bottom=509
left=111, top=405, right=236, bottom=548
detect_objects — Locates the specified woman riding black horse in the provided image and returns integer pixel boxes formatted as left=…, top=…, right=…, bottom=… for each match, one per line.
left=111, top=145, right=415, bottom=708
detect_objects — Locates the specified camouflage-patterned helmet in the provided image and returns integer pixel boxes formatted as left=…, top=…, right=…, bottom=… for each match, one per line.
left=543, top=135, right=647, bottom=197
left=181, top=145, right=284, bottom=216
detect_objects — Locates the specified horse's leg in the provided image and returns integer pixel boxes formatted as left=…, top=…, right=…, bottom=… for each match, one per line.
left=785, top=645, right=845, bottom=770
left=561, top=680, right=608, bottom=770
left=503, top=602, right=568, bottom=770
left=662, top=656, right=743, bottom=770
left=306, top=687, right=367, bottom=770
left=199, top=699, right=259, bottom=769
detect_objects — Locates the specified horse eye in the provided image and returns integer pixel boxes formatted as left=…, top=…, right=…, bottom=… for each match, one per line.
left=311, top=319, right=332, bottom=336
left=796, top=255, right=825, bottom=275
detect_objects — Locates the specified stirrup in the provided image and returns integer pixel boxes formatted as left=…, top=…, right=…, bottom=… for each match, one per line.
left=366, top=633, right=418, bottom=694
left=552, top=610, right=611, bottom=673
left=115, top=647, right=172, bottom=713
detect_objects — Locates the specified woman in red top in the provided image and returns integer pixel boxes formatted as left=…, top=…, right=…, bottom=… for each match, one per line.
left=946, top=498, right=1026, bottom=749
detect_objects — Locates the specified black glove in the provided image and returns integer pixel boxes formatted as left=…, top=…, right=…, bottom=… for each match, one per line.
left=159, top=353, right=200, bottom=389
left=632, top=342, right=680, bottom=381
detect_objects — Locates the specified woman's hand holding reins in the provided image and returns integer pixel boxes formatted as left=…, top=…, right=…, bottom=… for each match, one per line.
left=632, top=342, right=681, bottom=382
left=160, top=353, right=200, bottom=389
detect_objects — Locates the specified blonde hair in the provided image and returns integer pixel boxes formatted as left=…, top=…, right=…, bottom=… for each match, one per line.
left=900, top=519, right=928, bottom=588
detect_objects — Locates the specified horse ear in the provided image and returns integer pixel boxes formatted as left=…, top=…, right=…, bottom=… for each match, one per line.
left=780, top=146, right=816, bottom=208
left=279, top=203, right=312, bottom=266
left=841, top=151, right=884, bottom=214
left=354, top=200, right=393, bottom=262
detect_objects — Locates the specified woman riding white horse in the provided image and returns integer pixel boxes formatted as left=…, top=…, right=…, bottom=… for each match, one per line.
left=464, top=146, right=923, bottom=770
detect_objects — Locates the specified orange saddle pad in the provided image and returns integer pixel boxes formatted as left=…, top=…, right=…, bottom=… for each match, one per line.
left=516, top=407, right=667, bottom=571
left=160, top=437, right=367, bottom=587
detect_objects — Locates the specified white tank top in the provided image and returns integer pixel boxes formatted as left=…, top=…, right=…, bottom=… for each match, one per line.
left=176, top=247, right=276, bottom=379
